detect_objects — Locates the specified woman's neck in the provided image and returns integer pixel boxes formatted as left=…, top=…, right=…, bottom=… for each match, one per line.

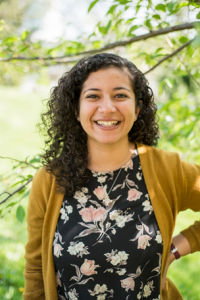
left=87, top=140, right=135, bottom=172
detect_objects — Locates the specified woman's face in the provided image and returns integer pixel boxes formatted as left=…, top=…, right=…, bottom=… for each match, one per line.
left=78, top=67, right=140, bottom=148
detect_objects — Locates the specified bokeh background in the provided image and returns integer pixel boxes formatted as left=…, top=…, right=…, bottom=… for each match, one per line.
left=0, top=0, right=200, bottom=299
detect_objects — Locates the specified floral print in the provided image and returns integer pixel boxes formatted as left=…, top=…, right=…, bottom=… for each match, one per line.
left=53, top=149, right=162, bottom=299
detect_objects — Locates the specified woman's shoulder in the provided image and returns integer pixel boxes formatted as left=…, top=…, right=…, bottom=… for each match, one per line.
left=32, top=166, right=55, bottom=187
left=136, top=143, right=180, bottom=161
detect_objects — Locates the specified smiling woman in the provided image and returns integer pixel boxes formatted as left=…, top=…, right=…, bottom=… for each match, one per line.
left=23, top=53, right=200, bottom=300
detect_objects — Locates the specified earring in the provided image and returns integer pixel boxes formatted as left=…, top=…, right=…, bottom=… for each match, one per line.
left=77, top=117, right=80, bottom=121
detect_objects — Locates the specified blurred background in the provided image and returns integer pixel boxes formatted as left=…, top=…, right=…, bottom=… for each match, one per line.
left=0, top=0, right=200, bottom=299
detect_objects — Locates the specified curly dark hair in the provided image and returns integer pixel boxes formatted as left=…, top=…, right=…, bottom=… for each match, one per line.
left=40, top=53, right=159, bottom=196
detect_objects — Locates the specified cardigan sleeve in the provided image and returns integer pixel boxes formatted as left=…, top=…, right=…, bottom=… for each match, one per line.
left=179, top=160, right=200, bottom=253
left=23, top=167, right=51, bottom=300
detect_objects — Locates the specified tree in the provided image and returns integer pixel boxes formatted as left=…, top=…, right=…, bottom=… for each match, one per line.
left=1, top=0, right=200, bottom=221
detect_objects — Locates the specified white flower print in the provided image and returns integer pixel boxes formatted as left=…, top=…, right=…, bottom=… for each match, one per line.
left=136, top=172, right=142, bottom=181
left=60, top=201, right=73, bottom=224
left=110, top=255, right=121, bottom=266
left=68, top=288, right=79, bottom=300
left=88, top=283, right=114, bottom=299
left=109, top=210, right=119, bottom=220
left=155, top=231, right=162, bottom=244
left=109, top=209, right=134, bottom=229
left=104, top=250, right=129, bottom=274
left=66, top=205, right=73, bottom=214
left=97, top=176, right=107, bottom=183
left=68, top=245, right=77, bottom=255
left=142, top=200, right=153, bottom=215
left=74, top=187, right=90, bottom=208
left=116, top=268, right=126, bottom=276
left=82, top=187, right=88, bottom=193
left=67, top=241, right=90, bottom=257
left=143, top=284, right=152, bottom=297
left=137, top=281, right=154, bottom=299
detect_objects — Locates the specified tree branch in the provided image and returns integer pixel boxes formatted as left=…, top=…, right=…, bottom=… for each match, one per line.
left=0, top=155, right=39, bottom=169
left=0, top=22, right=198, bottom=63
left=0, top=178, right=32, bottom=205
left=144, top=39, right=194, bottom=75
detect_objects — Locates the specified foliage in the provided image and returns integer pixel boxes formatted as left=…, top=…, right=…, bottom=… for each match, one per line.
left=1, top=0, right=200, bottom=217
left=0, top=0, right=200, bottom=298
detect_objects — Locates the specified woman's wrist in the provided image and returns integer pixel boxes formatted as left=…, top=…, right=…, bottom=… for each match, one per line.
left=170, top=243, right=181, bottom=259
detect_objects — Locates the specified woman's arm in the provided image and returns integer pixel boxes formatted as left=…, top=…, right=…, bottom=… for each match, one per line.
left=162, top=233, right=192, bottom=290
left=23, top=168, right=49, bottom=300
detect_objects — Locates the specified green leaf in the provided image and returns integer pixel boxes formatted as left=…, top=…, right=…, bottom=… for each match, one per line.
left=21, top=30, right=30, bottom=41
left=106, top=20, right=112, bottom=33
left=88, top=0, right=99, bottom=12
left=22, top=190, right=30, bottom=199
left=29, top=156, right=41, bottom=163
left=6, top=202, right=17, bottom=208
left=145, top=19, right=152, bottom=29
left=192, top=35, right=200, bottom=47
left=152, top=14, right=161, bottom=20
left=128, top=25, right=139, bottom=34
left=167, top=2, right=176, bottom=13
left=16, top=205, right=25, bottom=223
left=106, top=4, right=117, bottom=15
left=180, top=122, right=195, bottom=138
left=116, top=0, right=131, bottom=4
left=155, top=4, right=166, bottom=12
left=196, top=12, right=200, bottom=19
left=179, top=36, right=189, bottom=43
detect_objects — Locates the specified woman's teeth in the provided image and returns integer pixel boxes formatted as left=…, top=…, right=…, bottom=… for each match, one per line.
left=96, top=121, right=119, bottom=127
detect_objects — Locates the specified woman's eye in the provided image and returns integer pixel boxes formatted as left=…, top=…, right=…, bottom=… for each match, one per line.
left=86, top=94, right=99, bottom=99
left=115, top=94, right=128, bottom=98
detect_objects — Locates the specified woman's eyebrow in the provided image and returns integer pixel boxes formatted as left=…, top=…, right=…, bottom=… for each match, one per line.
left=84, top=88, right=101, bottom=94
left=84, top=87, right=131, bottom=93
left=113, top=87, right=131, bottom=92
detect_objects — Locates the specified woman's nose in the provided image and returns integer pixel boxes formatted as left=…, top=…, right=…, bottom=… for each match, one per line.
left=98, top=96, right=116, bottom=113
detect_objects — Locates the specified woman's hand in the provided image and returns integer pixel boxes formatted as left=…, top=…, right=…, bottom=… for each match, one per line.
left=162, top=233, right=191, bottom=290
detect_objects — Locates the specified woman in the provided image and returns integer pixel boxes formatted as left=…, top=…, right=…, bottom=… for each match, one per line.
left=23, top=53, right=200, bottom=300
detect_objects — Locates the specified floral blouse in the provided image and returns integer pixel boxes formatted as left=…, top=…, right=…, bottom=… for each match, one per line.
left=53, top=149, right=163, bottom=300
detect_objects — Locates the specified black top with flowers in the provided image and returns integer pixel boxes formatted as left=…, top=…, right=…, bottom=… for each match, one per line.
left=53, top=149, right=163, bottom=300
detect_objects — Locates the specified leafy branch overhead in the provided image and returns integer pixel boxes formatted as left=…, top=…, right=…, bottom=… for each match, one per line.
left=0, top=22, right=198, bottom=64
left=1, top=0, right=200, bottom=221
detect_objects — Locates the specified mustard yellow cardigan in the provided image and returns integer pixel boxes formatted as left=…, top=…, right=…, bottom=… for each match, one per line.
left=23, top=144, right=200, bottom=300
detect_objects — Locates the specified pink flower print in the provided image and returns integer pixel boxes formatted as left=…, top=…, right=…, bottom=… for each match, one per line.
left=80, top=259, right=99, bottom=276
left=79, top=206, right=107, bottom=222
left=92, top=207, right=107, bottom=222
left=94, top=186, right=106, bottom=200
left=138, top=235, right=152, bottom=250
left=79, top=206, right=93, bottom=222
left=127, top=189, right=142, bottom=201
left=121, top=277, right=135, bottom=292
left=54, top=243, right=64, bottom=257
left=56, top=272, right=62, bottom=287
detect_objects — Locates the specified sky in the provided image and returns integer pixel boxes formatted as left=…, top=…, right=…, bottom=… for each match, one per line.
left=27, top=0, right=112, bottom=42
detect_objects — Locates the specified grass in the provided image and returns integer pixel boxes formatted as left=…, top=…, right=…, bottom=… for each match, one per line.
left=0, top=85, right=200, bottom=299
